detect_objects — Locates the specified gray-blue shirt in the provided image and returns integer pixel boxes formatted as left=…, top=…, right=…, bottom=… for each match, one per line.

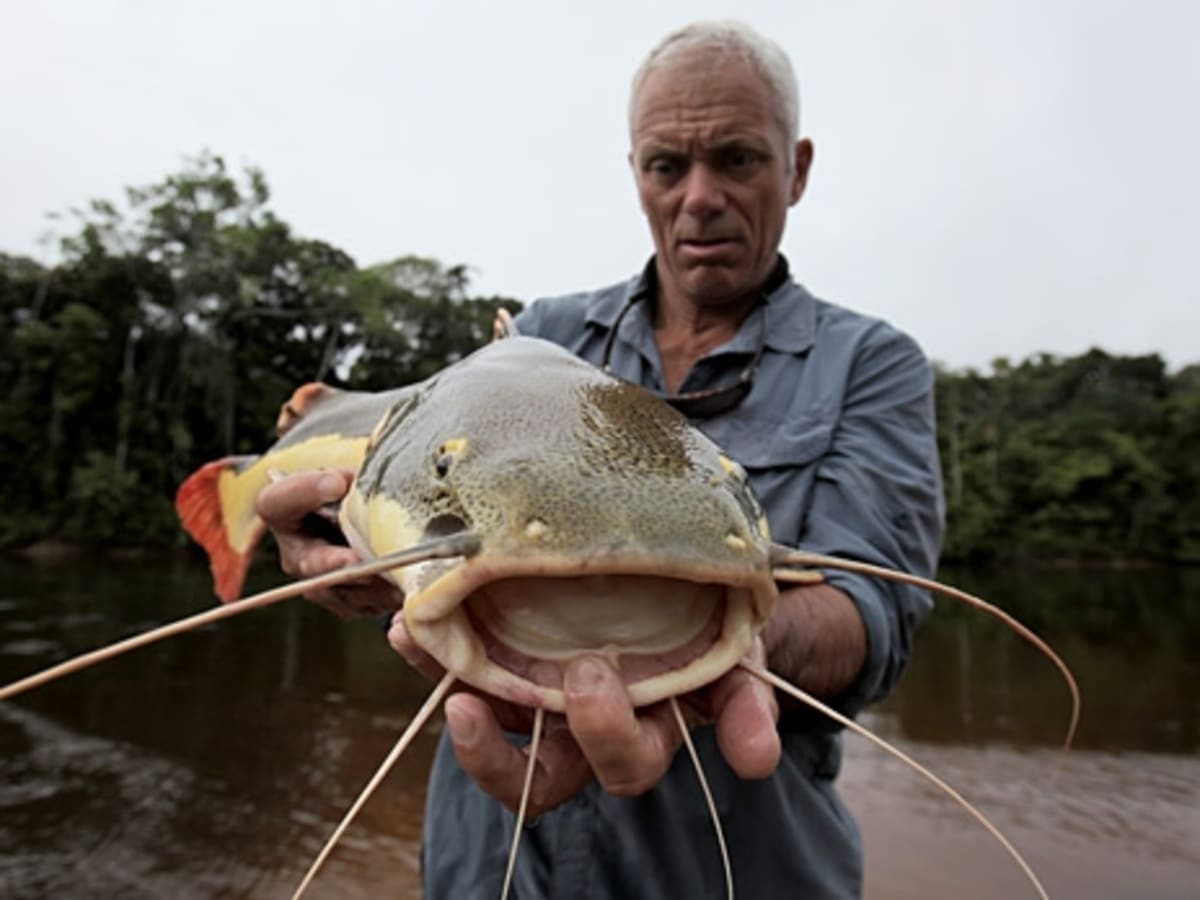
left=421, top=260, right=944, bottom=899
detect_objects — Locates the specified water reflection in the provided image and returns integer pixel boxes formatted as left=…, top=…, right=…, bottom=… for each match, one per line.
left=0, top=555, right=432, bottom=899
left=0, top=556, right=1198, bottom=898
left=846, top=564, right=1200, bottom=900
left=883, top=565, right=1200, bottom=753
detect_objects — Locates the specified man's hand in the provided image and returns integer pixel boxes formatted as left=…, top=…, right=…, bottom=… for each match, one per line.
left=424, top=579, right=867, bottom=819
left=257, top=470, right=802, bottom=818
left=255, top=469, right=403, bottom=618
left=391, top=612, right=782, bottom=819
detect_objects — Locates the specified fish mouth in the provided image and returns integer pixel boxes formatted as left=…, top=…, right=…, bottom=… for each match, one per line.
left=467, top=574, right=726, bottom=688
left=404, top=560, right=771, bottom=712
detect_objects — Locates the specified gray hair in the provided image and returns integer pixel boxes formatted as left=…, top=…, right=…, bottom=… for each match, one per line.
left=629, top=20, right=800, bottom=142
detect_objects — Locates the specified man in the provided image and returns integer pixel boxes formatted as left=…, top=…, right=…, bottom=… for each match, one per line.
left=259, top=20, right=942, bottom=898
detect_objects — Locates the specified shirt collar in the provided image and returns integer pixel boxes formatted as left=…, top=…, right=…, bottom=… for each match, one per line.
left=585, top=255, right=816, bottom=356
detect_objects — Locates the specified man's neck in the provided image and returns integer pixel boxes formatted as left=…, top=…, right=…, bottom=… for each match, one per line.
left=643, top=255, right=786, bottom=393
left=653, top=285, right=758, bottom=394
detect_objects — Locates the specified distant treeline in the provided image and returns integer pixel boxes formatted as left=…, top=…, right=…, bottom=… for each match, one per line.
left=0, top=153, right=509, bottom=548
left=936, top=350, right=1200, bottom=563
left=2, top=154, right=1197, bottom=563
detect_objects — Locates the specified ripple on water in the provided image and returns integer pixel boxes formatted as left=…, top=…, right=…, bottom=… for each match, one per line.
left=0, top=702, right=427, bottom=899
left=841, top=709, right=1200, bottom=900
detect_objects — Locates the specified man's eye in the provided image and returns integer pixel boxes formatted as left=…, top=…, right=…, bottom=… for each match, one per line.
left=646, top=157, right=682, bottom=180
left=721, top=148, right=759, bottom=172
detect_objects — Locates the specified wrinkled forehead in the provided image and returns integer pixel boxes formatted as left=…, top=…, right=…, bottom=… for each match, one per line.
left=629, top=52, right=785, bottom=149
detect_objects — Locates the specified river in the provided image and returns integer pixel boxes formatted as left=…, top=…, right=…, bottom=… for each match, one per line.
left=1, top=556, right=1197, bottom=898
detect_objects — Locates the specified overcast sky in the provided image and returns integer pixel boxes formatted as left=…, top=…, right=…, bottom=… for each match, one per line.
left=2, top=1, right=1196, bottom=371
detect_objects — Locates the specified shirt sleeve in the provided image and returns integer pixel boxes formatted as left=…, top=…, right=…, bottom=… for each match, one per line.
left=798, top=322, right=945, bottom=718
left=511, top=296, right=589, bottom=347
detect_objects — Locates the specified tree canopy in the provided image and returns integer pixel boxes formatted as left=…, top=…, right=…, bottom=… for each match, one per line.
left=1, top=154, right=1197, bottom=563
left=936, top=351, right=1200, bottom=563
left=0, top=153, right=509, bottom=547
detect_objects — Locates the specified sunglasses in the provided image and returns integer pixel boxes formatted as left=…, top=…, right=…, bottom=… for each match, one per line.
left=600, top=294, right=767, bottom=419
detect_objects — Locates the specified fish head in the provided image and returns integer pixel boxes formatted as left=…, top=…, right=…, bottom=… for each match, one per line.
left=340, top=337, right=778, bottom=710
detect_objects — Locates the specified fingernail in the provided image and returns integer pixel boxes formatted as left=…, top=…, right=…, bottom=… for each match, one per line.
left=445, top=701, right=478, bottom=748
left=565, top=657, right=608, bottom=695
left=316, top=472, right=344, bottom=502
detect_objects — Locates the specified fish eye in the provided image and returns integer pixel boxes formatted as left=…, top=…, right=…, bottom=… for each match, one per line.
left=434, top=454, right=453, bottom=478
left=433, top=437, right=469, bottom=478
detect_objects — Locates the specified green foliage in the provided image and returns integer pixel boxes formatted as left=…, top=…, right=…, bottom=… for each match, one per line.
left=936, top=348, right=1187, bottom=562
left=0, top=155, right=520, bottom=549
left=348, top=256, right=509, bottom=388
left=2, top=156, right=1197, bottom=562
left=60, top=451, right=177, bottom=546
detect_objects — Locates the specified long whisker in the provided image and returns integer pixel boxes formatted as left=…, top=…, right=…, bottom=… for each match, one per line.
left=741, top=660, right=1049, bottom=900
left=670, top=697, right=733, bottom=900
left=770, top=547, right=1080, bottom=756
left=292, top=672, right=455, bottom=899
left=0, top=533, right=479, bottom=703
left=500, top=706, right=545, bottom=900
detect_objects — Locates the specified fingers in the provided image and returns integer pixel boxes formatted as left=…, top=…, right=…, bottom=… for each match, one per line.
left=563, top=656, right=680, bottom=796
left=444, top=693, right=591, bottom=818
left=709, top=643, right=781, bottom=779
left=256, top=470, right=353, bottom=577
left=257, top=469, right=351, bottom=537
left=305, top=557, right=402, bottom=618
left=446, top=657, right=684, bottom=813
left=445, top=651, right=780, bottom=817
left=313, top=581, right=403, bottom=619
left=255, top=470, right=403, bottom=618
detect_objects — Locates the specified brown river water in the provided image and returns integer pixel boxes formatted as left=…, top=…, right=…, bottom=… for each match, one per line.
left=1, top=556, right=1197, bottom=899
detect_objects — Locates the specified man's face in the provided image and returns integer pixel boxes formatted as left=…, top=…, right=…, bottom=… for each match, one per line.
left=629, top=54, right=812, bottom=309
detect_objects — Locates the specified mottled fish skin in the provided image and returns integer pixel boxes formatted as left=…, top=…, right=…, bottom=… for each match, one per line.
left=330, top=335, right=779, bottom=712
left=349, top=336, right=772, bottom=577
left=268, top=384, right=419, bottom=455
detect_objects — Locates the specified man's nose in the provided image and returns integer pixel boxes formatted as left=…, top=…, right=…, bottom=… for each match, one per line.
left=680, top=164, right=727, bottom=218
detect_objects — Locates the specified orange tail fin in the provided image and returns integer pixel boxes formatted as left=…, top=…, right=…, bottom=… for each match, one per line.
left=176, top=457, right=265, bottom=602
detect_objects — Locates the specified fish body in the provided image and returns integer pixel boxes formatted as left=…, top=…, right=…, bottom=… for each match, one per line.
left=178, top=336, right=778, bottom=711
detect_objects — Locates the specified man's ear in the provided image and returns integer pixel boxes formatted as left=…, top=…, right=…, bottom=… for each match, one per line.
left=790, top=139, right=815, bottom=205
left=629, top=150, right=649, bottom=214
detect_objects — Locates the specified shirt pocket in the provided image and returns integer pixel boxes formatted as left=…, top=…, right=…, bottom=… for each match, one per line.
left=731, top=416, right=833, bottom=470
left=717, top=413, right=834, bottom=546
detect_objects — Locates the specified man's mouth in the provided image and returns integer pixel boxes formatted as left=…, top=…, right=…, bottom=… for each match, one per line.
left=678, top=236, right=739, bottom=260
left=680, top=236, right=736, bottom=245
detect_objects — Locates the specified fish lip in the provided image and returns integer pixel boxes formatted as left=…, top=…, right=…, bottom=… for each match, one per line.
left=404, top=552, right=773, bottom=623
left=463, top=587, right=728, bottom=693
left=403, top=555, right=774, bottom=713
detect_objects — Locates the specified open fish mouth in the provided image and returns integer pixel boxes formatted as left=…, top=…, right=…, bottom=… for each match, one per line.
left=400, top=560, right=768, bottom=712
left=469, top=574, right=725, bottom=679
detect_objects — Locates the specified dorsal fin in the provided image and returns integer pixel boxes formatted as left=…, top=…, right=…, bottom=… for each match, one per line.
left=276, top=383, right=344, bottom=437
left=493, top=308, right=519, bottom=341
